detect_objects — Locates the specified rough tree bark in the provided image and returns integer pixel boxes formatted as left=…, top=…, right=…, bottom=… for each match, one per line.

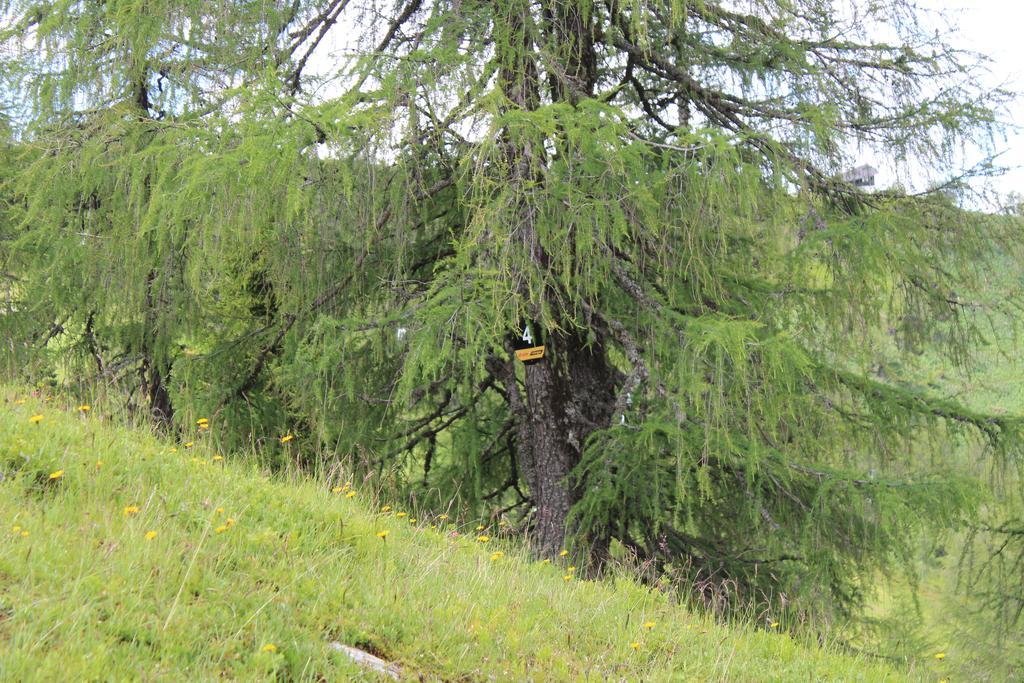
left=517, top=334, right=619, bottom=559
left=140, top=268, right=174, bottom=428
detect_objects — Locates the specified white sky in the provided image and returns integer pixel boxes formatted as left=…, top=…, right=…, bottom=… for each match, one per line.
left=944, top=0, right=1024, bottom=201
left=883, top=0, right=1024, bottom=203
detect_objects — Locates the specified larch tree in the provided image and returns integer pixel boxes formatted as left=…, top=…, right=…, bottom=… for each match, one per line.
left=1, top=0, right=1021, bottom=624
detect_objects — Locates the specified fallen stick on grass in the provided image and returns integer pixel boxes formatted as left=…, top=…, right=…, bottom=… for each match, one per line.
left=329, top=642, right=401, bottom=680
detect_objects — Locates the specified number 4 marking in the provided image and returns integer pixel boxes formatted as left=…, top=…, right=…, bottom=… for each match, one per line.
left=521, top=325, right=533, bottom=345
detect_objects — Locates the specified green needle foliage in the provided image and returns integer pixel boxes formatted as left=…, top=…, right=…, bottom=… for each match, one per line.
left=1, top=0, right=1021, bottom=629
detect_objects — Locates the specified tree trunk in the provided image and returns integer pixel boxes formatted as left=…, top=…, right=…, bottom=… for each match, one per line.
left=497, top=1, right=617, bottom=560
left=141, top=356, right=174, bottom=427
left=140, top=268, right=174, bottom=429
left=517, top=331, right=618, bottom=559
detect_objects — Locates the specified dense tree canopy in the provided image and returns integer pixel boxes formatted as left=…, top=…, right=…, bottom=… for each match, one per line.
left=1, top=0, right=1021, bottom=628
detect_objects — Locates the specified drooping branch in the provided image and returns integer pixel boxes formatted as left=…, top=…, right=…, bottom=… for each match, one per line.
left=605, top=12, right=869, bottom=210
left=373, top=0, right=425, bottom=55
left=285, top=0, right=353, bottom=93
left=828, top=365, right=1021, bottom=444
left=222, top=173, right=455, bottom=408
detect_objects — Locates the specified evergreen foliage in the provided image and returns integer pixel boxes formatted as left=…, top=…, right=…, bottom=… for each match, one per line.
left=0, top=0, right=1021, bottom=629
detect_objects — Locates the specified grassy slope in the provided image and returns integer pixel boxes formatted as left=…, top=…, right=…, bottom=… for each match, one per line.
left=0, top=389, right=913, bottom=681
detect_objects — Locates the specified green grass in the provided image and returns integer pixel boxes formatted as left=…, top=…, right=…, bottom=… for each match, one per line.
left=0, top=389, right=915, bottom=681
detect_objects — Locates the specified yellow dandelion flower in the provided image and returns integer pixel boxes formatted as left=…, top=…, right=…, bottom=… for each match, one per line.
left=12, top=525, right=20, bottom=533
left=567, top=565, right=576, bottom=573
left=184, top=442, right=194, bottom=448
left=409, top=517, right=416, bottom=523
left=345, top=491, right=356, bottom=498
left=559, top=549, right=569, bottom=557
left=643, top=621, right=656, bottom=630
left=170, top=447, right=177, bottom=453
left=215, top=507, right=224, bottom=514
left=212, top=455, right=223, bottom=462
left=48, top=470, right=64, bottom=480
left=934, top=652, right=946, bottom=660
left=770, top=621, right=780, bottom=629
left=196, top=418, right=209, bottom=425
left=78, top=405, right=90, bottom=412
left=215, top=525, right=229, bottom=533
left=279, top=434, right=294, bottom=443
left=630, top=641, right=640, bottom=650
left=95, top=461, right=103, bottom=469
left=541, top=558, right=551, bottom=564
left=381, top=505, right=392, bottom=513
left=20, top=530, right=28, bottom=537
left=563, top=574, right=573, bottom=581
left=342, top=481, right=351, bottom=490
left=145, top=530, right=157, bottom=540
left=15, top=398, right=25, bottom=404
left=376, top=530, right=389, bottom=539
left=430, top=524, right=436, bottom=529
left=29, top=414, right=43, bottom=424
left=198, top=423, right=210, bottom=430
left=490, top=551, right=505, bottom=561
left=476, top=524, right=486, bottom=531
left=476, top=535, right=490, bottom=543
left=226, top=518, right=236, bottom=527
left=438, top=514, right=448, bottom=520
left=261, top=643, right=277, bottom=653
left=396, top=512, right=408, bottom=518
left=332, top=486, right=344, bottom=493
left=123, top=505, right=140, bottom=517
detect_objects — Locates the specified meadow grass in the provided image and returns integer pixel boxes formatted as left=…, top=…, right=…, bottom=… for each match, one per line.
left=0, top=388, right=918, bottom=681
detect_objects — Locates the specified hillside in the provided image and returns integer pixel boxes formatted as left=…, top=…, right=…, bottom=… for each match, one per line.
left=0, top=388, right=918, bottom=681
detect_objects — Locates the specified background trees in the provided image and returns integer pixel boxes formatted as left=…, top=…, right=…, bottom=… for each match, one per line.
left=1, top=0, right=1021, bottom=631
